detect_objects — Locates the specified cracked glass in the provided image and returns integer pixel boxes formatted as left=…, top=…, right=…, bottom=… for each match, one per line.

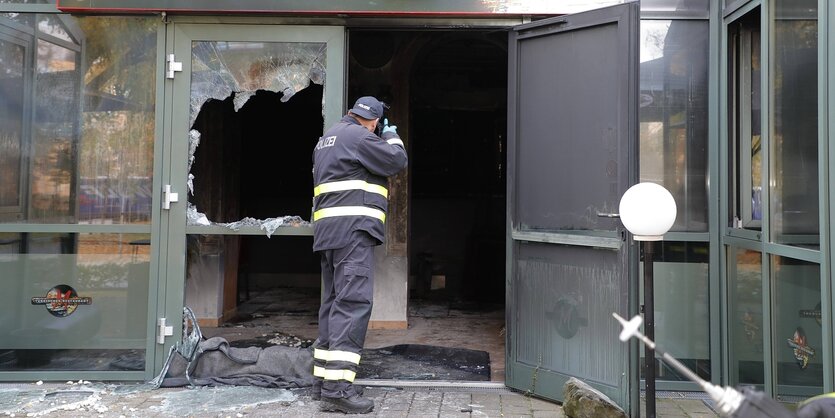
left=187, top=41, right=323, bottom=232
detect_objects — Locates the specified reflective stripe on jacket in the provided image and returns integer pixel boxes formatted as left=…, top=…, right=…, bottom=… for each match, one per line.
left=312, top=115, right=407, bottom=251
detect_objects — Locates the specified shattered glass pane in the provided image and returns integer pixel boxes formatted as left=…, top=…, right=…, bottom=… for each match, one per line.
left=189, top=41, right=326, bottom=128
left=186, top=204, right=308, bottom=236
left=187, top=41, right=323, bottom=235
left=219, top=216, right=309, bottom=238
left=0, top=387, right=108, bottom=416
left=187, top=129, right=200, bottom=195
left=187, top=202, right=210, bottom=226
left=0, top=384, right=295, bottom=417
left=149, top=386, right=295, bottom=416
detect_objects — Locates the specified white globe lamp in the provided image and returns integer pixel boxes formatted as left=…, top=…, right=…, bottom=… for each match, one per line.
left=618, top=181, right=676, bottom=418
left=618, top=182, right=677, bottom=241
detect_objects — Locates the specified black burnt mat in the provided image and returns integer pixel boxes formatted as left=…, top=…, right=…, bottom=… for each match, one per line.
left=357, top=344, right=490, bottom=381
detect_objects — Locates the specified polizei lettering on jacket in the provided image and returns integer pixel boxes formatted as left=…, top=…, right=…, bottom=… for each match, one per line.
left=316, top=135, right=337, bottom=150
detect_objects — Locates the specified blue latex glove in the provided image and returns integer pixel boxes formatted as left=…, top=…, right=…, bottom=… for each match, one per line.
left=382, top=118, right=398, bottom=134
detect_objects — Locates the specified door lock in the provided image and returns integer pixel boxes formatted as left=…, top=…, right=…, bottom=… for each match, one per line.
left=163, top=184, right=179, bottom=210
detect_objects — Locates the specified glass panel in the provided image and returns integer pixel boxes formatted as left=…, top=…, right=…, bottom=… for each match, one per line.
left=0, top=38, right=25, bottom=215
left=770, top=0, right=819, bottom=248
left=188, top=40, right=326, bottom=226
left=185, top=234, right=237, bottom=322
left=31, top=39, right=77, bottom=222
left=773, top=256, right=823, bottom=398
left=639, top=20, right=709, bottom=232
left=37, top=14, right=73, bottom=43
left=78, top=17, right=157, bottom=225
left=640, top=0, right=709, bottom=14
left=728, top=247, right=763, bottom=387
left=641, top=242, right=710, bottom=381
left=0, top=232, right=149, bottom=371
left=0, top=16, right=158, bottom=224
left=748, top=31, right=762, bottom=225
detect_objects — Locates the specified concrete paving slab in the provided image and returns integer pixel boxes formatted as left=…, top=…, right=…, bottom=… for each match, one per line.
left=381, top=402, right=412, bottom=411
left=0, top=382, right=735, bottom=418
left=503, top=405, right=535, bottom=414
left=472, top=410, right=504, bottom=417
left=533, top=410, right=565, bottom=418
left=530, top=397, right=561, bottom=411
left=501, top=394, right=532, bottom=405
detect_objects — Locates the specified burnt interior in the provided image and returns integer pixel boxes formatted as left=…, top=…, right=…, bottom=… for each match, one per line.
left=187, top=33, right=509, bottom=378
left=189, top=30, right=507, bottom=307
left=349, top=30, right=508, bottom=306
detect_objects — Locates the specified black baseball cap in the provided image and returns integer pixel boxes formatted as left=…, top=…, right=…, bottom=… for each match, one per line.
left=350, top=96, right=384, bottom=120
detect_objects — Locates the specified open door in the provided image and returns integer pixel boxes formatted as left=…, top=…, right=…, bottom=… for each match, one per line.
left=506, top=2, right=639, bottom=411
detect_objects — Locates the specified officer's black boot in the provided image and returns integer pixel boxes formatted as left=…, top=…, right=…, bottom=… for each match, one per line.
left=320, top=393, right=374, bottom=414
left=312, top=380, right=363, bottom=400
left=311, top=379, right=323, bottom=401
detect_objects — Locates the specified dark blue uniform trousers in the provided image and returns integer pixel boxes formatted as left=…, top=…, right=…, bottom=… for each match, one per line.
left=315, top=236, right=374, bottom=398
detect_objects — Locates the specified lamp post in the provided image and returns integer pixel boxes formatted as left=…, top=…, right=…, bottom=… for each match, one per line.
left=618, top=182, right=676, bottom=418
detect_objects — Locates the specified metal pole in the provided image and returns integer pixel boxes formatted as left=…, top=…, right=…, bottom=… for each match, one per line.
left=643, top=240, right=655, bottom=418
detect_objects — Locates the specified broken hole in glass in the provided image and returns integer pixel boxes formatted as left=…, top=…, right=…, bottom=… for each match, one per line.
left=186, top=41, right=325, bottom=234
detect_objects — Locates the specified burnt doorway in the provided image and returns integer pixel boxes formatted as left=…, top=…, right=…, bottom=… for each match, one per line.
left=348, top=29, right=508, bottom=380
left=407, top=33, right=507, bottom=307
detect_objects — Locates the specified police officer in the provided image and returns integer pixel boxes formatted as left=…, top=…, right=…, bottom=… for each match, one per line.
left=311, top=96, right=407, bottom=414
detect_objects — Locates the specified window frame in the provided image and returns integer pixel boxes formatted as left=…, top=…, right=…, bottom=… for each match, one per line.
left=729, top=12, right=762, bottom=231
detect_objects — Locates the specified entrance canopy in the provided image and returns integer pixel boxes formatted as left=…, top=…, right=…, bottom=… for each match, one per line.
left=56, top=0, right=623, bottom=16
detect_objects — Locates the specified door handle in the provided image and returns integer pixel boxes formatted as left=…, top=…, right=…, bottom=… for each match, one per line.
left=597, top=212, right=620, bottom=218
left=163, top=184, right=179, bottom=210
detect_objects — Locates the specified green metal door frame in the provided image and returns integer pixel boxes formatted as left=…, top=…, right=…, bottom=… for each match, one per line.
left=826, top=0, right=835, bottom=395
left=154, top=20, right=345, bottom=375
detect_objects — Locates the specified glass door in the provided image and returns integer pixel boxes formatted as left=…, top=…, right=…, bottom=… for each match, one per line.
left=157, top=23, right=344, bottom=371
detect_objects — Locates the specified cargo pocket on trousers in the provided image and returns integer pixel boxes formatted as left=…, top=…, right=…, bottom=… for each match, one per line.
left=342, top=263, right=373, bottom=347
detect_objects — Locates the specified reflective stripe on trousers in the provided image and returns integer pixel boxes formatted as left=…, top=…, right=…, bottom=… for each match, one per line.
left=313, top=206, right=385, bottom=222
left=312, top=365, right=357, bottom=383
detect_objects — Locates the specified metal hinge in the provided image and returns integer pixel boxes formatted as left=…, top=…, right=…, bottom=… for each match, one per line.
left=162, top=184, right=179, bottom=210
left=157, top=317, right=174, bottom=344
left=166, top=54, right=182, bottom=79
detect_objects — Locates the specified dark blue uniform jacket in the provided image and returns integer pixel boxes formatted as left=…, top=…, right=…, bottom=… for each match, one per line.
left=312, top=115, right=408, bottom=251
